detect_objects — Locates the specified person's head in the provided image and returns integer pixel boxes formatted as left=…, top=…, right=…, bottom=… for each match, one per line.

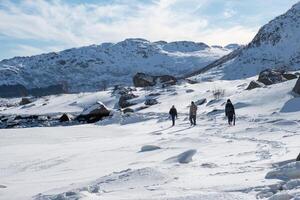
left=227, top=99, right=231, bottom=103
left=172, top=105, right=175, bottom=108
left=191, top=101, right=194, bottom=105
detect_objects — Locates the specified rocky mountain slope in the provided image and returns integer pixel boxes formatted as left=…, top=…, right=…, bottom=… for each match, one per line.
left=0, top=39, right=234, bottom=93
left=188, top=2, right=300, bottom=80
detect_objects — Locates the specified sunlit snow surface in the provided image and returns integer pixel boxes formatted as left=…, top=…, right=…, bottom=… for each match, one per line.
left=1, top=77, right=300, bottom=199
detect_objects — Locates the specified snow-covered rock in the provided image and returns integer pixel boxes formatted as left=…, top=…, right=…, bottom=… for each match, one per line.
left=266, top=161, right=300, bottom=181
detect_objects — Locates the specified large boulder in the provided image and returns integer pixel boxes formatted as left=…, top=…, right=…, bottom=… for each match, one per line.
left=19, top=98, right=32, bottom=105
left=76, top=102, right=110, bottom=123
left=133, top=73, right=156, bottom=87
left=297, top=153, right=300, bottom=161
left=257, top=69, right=286, bottom=85
left=293, top=77, right=300, bottom=95
left=133, top=73, right=177, bottom=87
left=118, top=93, right=137, bottom=108
left=246, top=80, right=264, bottom=90
left=195, top=98, right=207, bottom=105
left=145, top=98, right=158, bottom=106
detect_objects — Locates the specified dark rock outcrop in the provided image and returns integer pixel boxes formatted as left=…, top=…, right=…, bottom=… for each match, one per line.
left=246, top=80, right=264, bottom=90
left=118, top=93, right=137, bottom=108
left=123, top=108, right=134, bottom=113
left=195, top=98, right=207, bottom=106
left=19, top=98, right=32, bottom=105
left=145, top=98, right=158, bottom=106
left=296, top=153, right=300, bottom=161
left=133, top=73, right=177, bottom=87
left=282, top=73, right=298, bottom=80
left=59, top=113, right=71, bottom=122
left=293, top=77, right=300, bottom=95
left=257, top=69, right=286, bottom=85
left=76, top=102, right=110, bottom=123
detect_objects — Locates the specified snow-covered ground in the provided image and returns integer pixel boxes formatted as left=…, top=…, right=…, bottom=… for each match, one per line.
left=1, top=77, right=300, bottom=200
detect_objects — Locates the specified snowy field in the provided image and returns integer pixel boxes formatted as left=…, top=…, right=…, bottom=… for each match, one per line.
left=1, top=77, right=300, bottom=200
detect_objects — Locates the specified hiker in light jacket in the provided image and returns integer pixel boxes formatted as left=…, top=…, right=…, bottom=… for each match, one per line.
left=189, top=101, right=197, bottom=126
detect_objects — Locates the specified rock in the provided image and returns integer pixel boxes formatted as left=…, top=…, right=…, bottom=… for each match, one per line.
left=246, top=80, right=264, bottom=90
left=293, top=78, right=300, bottom=95
left=118, top=93, right=137, bottom=108
left=148, top=93, right=160, bottom=97
left=133, top=73, right=156, bottom=87
left=297, top=153, right=300, bottom=161
left=135, top=106, right=149, bottom=111
left=133, top=73, right=177, bottom=87
left=19, top=98, right=31, bottom=105
left=268, top=193, right=293, bottom=200
left=258, top=69, right=286, bottom=85
left=59, top=113, right=71, bottom=122
left=157, top=75, right=177, bottom=87
left=145, top=98, right=158, bottom=106
left=185, top=79, right=198, bottom=84
left=166, top=149, right=197, bottom=164
left=123, top=108, right=134, bottom=113
left=76, top=102, right=110, bottom=123
left=195, top=98, right=207, bottom=105
left=140, top=145, right=161, bottom=152
left=185, top=89, right=194, bottom=93
left=283, top=73, right=298, bottom=80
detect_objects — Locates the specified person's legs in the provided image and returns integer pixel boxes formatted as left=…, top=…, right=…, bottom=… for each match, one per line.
left=228, top=115, right=233, bottom=125
left=172, top=116, right=175, bottom=126
left=189, top=115, right=193, bottom=125
left=193, top=115, right=196, bottom=125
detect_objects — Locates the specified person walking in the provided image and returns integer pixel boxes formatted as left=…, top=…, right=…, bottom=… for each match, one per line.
left=189, top=101, right=197, bottom=126
left=169, top=105, right=178, bottom=126
left=225, top=99, right=235, bottom=125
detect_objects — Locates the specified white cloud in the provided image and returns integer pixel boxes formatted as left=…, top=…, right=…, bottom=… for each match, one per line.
left=0, top=0, right=259, bottom=58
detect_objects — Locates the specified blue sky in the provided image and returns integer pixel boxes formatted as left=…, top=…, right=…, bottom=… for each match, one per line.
left=0, top=0, right=299, bottom=60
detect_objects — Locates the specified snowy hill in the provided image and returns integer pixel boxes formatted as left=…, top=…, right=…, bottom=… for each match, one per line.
left=187, top=2, right=300, bottom=80
left=0, top=39, right=231, bottom=93
left=1, top=74, right=300, bottom=199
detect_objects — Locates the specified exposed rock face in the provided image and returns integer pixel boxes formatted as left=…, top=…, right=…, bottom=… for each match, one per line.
left=133, top=73, right=177, bottom=87
left=195, top=98, right=207, bottom=106
left=123, top=108, right=134, bottom=113
left=296, top=153, right=300, bottom=161
left=293, top=77, right=300, bottom=95
left=76, top=102, right=110, bottom=123
left=246, top=80, right=264, bottom=90
left=19, top=98, right=32, bottom=105
left=257, top=69, right=286, bottom=85
left=118, top=93, right=137, bottom=108
left=59, top=113, right=71, bottom=122
left=283, top=73, right=298, bottom=80
left=145, top=98, right=158, bottom=106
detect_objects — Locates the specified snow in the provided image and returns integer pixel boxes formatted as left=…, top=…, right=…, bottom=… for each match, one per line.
left=1, top=75, right=300, bottom=199
left=0, top=39, right=231, bottom=92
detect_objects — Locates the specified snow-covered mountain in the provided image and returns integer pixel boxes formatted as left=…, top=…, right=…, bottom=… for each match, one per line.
left=0, top=39, right=232, bottom=92
left=188, top=2, right=300, bottom=80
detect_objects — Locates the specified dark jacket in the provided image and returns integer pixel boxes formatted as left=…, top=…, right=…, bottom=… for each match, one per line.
left=169, top=107, right=177, bottom=117
left=225, top=102, right=235, bottom=116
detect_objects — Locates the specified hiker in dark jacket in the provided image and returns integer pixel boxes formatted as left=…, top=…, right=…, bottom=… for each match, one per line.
left=169, top=105, right=178, bottom=126
left=225, top=99, right=235, bottom=125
